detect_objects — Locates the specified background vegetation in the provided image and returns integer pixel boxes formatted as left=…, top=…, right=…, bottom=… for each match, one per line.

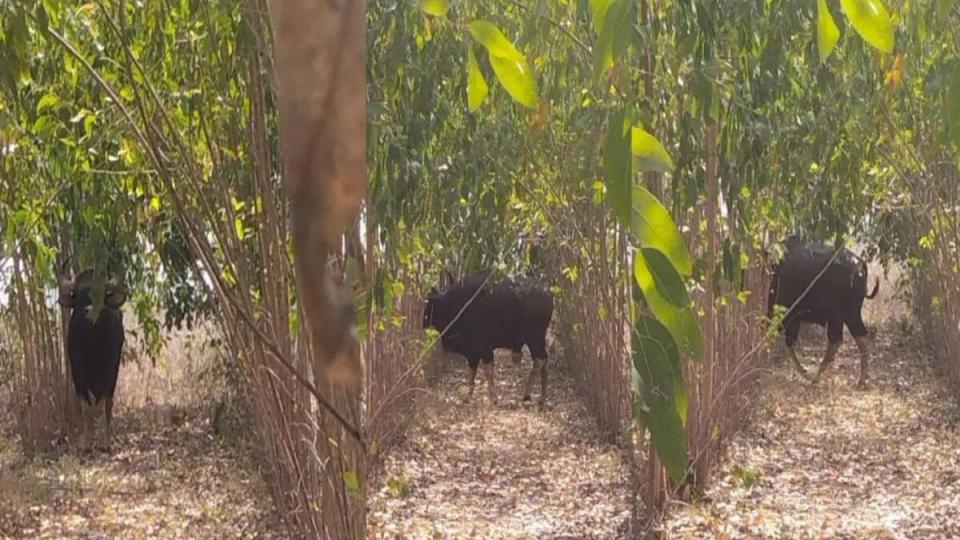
left=1, top=0, right=958, bottom=537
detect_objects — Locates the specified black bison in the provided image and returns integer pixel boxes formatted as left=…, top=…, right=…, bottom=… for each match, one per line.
left=58, top=267, right=128, bottom=449
left=767, top=238, right=879, bottom=386
left=423, top=270, right=553, bottom=408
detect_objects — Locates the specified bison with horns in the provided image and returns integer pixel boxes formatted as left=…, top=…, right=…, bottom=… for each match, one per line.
left=58, top=265, right=128, bottom=449
left=767, top=237, right=879, bottom=386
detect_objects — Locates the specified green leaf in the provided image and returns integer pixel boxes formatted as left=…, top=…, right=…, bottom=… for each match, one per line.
left=343, top=470, right=363, bottom=501
left=234, top=217, right=244, bottom=240
left=840, top=0, right=895, bottom=53
left=468, top=20, right=524, bottom=61
left=590, top=0, right=614, bottom=34
left=469, top=20, right=538, bottom=108
left=632, top=315, right=688, bottom=483
left=947, top=66, right=960, bottom=151
left=592, top=0, right=632, bottom=83
left=631, top=186, right=692, bottom=276
left=631, top=126, right=674, bottom=173
left=418, top=0, right=449, bottom=17
left=489, top=54, right=538, bottom=109
left=634, top=251, right=703, bottom=359
left=466, top=47, right=488, bottom=112
left=36, top=93, right=61, bottom=112
left=817, top=0, right=840, bottom=61
left=32, top=115, right=58, bottom=137
left=641, top=247, right=689, bottom=308
left=603, top=110, right=632, bottom=225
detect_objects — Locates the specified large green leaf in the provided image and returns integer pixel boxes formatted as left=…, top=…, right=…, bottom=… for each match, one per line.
left=631, top=126, right=674, bottom=173
left=418, top=0, right=449, bottom=17
left=489, top=55, right=538, bottom=109
left=634, top=251, right=703, bottom=359
left=592, top=0, right=632, bottom=83
left=817, top=0, right=840, bottom=62
left=840, top=0, right=895, bottom=53
left=468, top=20, right=524, bottom=61
left=468, top=20, right=538, bottom=109
left=590, top=0, right=614, bottom=34
left=947, top=66, right=960, bottom=151
left=631, top=186, right=693, bottom=276
left=603, top=109, right=633, bottom=225
left=466, top=47, right=488, bottom=112
left=641, top=247, right=689, bottom=309
left=633, top=315, right=689, bottom=483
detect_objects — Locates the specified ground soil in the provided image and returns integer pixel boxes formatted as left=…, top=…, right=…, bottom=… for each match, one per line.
left=367, top=354, right=634, bottom=539
left=661, top=321, right=960, bottom=539
left=0, top=406, right=282, bottom=540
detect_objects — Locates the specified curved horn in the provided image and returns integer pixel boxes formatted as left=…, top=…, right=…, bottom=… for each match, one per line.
left=57, top=258, right=77, bottom=307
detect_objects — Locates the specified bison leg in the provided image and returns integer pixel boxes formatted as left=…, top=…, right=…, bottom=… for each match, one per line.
left=810, top=341, right=840, bottom=384
left=466, top=359, right=479, bottom=401
left=510, top=346, right=523, bottom=367
left=812, top=320, right=844, bottom=384
left=522, top=356, right=541, bottom=402
left=854, top=336, right=870, bottom=387
left=538, top=357, right=548, bottom=411
left=104, top=396, right=114, bottom=449
left=846, top=314, right=871, bottom=387
left=784, top=319, right=808, bottom=378
left=480, top=358, right=497, bottom=405
left=79, top=398, right=93, bottom=452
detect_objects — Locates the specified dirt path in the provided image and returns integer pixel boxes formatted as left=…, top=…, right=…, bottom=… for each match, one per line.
left=662, top=322, right=960, bottom=539
left=0, top=408, right=281, bottom=539
left=367, top=354, right=633, bottom=539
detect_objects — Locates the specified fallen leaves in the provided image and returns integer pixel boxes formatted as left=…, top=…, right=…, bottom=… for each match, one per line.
left=0, top=408, right=281, bottom=539
left=367, top=355, right=633, bottom=539
left=662, top=322, right=960, bottom=539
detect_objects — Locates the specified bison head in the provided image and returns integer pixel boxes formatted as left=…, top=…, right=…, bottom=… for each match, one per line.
left=58, top=269, right=128, bottom=316
left=422, top=286, right=442, bottom=330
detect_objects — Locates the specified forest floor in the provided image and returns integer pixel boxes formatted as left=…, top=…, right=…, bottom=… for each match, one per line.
left=0, top=327, right=283, bottom=539
left=661, top=320, right=960, bottom=539
left=0, top=408, right=281, bottom=539
left=367, top=352, right=634, bottom=539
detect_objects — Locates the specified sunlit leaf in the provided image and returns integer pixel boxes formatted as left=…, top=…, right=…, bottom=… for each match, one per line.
left=418, top=0, right=449, bottom=17
left=631, top=126, right=674, bottom=173
left=817, top=0, right=840, bottom=62
left=466, top=47, right=488, bottom=112
left=603, top=109, right=632, bottom=225
left=489, top=55, right=538, bottom=109
left=632, top=186, right=692, bottom=276
left=634, top=251, right=703, bottom=359
left=468, top=20, right=524, bottom=61
left=641, top=247, right=689, bottom=308
left=590, top=0, right=614, bottom=34
left=840, top=0, right=895, bottom=53
left=947, top=66, right=960, bottom=151
left=36, top=93, right=61, bottom=112
left=633, top=315, right=689, bottom=483
left=592, top=0, right=632, bottom=83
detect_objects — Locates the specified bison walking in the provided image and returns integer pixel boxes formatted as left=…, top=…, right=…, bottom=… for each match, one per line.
left=423, top=270, right=553, bottom=408
left=58, top=267, right=128, bottom=449
left=768, top=239, right=879, bottom=386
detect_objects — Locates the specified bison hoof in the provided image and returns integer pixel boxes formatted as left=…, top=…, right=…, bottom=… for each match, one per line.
left=522, top=394, right=531, bottom=402
left=538, top=402, right=547, bottom=412
left=856, top=378, right=868, bottom=389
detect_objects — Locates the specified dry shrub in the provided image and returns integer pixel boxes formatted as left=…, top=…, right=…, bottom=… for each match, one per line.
left=364, top=284, right=429, bottom=468
left=5, top=255, right=76, bottom=455
left=550, top=199, right=631, bottom=440
left=913, top=260, right=960, bottom=384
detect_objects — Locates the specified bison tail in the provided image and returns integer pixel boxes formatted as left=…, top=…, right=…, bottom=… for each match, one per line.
left=865, top=277, right=880, bottom=299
